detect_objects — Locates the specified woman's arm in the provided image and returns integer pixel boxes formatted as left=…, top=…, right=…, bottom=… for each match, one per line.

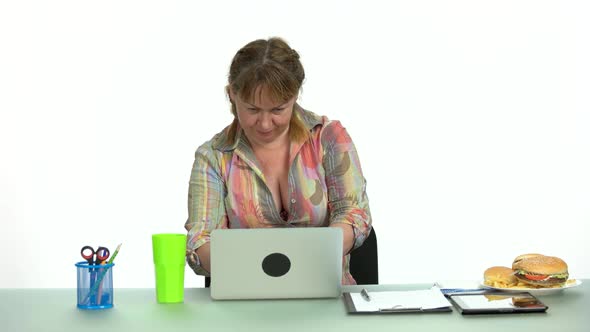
left=195, top=242, right=211, bottom=274
left=185, top=145, right=228, bottom=277
left=322, top=121, right=372, bottom=256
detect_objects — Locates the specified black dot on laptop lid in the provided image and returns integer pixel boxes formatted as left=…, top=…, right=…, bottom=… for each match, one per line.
left=262, top=253, right=291, bottom=277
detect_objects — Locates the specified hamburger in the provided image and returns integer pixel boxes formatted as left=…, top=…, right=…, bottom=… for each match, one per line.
left=512, top=255, right=569, bottom=287
left=484, top=266, right=517, bottom=287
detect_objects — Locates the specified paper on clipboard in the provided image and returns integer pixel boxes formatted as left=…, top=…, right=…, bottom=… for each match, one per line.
left=345, top=288, right=452, bottom=313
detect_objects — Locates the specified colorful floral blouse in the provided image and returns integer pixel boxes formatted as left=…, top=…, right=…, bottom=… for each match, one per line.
left=185, top=106, right=372, bottom=285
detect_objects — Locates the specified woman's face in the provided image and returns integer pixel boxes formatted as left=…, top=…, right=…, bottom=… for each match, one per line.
left=232, top=86, right=296, bottom=148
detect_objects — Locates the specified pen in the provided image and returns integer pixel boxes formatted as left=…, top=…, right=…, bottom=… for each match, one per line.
left=380, top=306, right=423, bottom=312
left=439, top=288, right=488, bottom=295
left=432, top=282, right=488, bottom=295
left=361, top=288, right=371, bottom=302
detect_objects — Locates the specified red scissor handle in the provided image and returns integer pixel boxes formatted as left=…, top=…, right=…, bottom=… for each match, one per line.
left=81, top=245, right=96, bottom=264
left=95, top=246, right=110, bottom=264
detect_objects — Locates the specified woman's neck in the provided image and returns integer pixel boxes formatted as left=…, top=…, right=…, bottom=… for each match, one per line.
left=250, top=130, right=290, bottom=152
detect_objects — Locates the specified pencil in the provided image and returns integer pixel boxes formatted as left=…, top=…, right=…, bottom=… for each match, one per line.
left=107, top=243, right=122, bottom=264
left=85, top=243, right=122, bottom=305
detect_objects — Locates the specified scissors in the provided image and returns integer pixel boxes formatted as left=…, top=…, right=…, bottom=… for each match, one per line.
left=80, top=246, right=110, bottom=265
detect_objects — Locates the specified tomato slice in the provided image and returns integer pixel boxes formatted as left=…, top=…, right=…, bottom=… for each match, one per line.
left=524, top=274, right=548, bottom=281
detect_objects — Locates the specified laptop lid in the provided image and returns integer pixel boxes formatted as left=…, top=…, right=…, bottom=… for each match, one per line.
left=210, top=227, right=343, bottom=300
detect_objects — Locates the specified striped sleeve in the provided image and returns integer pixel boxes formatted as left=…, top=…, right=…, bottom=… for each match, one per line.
left=321, top=120, right=372, bottom=250
left=184, top=144, right=228, bottom=276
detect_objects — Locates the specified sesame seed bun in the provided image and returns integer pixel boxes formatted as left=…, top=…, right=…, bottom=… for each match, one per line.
left=514, top=256, right=568, bottom=275
left=512, top=253, right=544, bottom=269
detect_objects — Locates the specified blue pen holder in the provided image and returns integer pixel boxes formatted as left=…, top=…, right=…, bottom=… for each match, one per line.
left=75, top=261, right=114, bottom=309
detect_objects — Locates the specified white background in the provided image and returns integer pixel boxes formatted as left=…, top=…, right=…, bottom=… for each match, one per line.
left=1, top=1, right=589, bottom=288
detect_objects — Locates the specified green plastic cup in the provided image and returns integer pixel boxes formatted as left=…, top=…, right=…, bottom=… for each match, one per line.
left=152, top=233, right=186, bottom=303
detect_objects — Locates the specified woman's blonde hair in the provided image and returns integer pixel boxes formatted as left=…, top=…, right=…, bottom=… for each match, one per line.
left=226, top=37, right=309, bottom=144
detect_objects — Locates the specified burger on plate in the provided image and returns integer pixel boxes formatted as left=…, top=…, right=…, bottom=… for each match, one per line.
left=512, top=255, right=569, bottom=287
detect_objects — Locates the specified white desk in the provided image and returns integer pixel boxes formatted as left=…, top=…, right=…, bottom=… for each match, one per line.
left=1, top=282, right=587, bottom=332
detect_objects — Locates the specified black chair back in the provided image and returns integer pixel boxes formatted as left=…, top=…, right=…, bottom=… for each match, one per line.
left=349, top=227, right=378, bottom=285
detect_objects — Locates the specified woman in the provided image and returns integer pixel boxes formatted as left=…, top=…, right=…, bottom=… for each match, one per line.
left=185, top=37, right=371, bottom=285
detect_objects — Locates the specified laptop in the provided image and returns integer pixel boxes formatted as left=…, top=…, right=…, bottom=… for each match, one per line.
left=210, top=227, right=343, bottom=300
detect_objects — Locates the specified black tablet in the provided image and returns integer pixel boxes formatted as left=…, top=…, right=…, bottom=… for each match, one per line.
left=448, top=292, right=548, bottom=315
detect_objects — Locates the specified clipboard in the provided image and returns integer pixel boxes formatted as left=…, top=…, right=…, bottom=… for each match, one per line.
left=343, top=288, right=453, bottom=314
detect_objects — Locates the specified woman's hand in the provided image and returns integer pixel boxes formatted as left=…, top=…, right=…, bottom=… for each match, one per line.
left=191, top=243, right=211, bottom=274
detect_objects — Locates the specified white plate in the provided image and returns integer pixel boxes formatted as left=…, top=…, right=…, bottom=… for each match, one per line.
left=480, top=279, right=582, bottom=296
